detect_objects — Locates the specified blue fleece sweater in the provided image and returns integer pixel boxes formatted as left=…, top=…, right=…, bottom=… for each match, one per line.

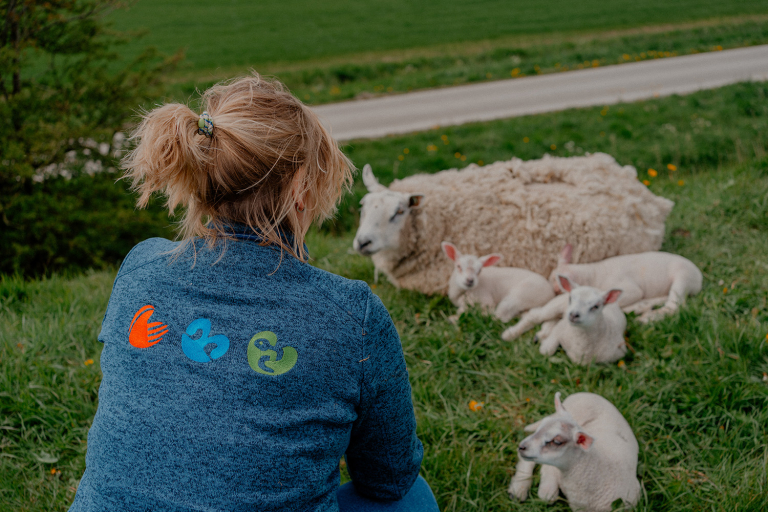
left=69, top=229, right=423, bottom=512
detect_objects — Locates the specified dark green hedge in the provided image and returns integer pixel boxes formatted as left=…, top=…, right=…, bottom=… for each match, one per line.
left=1, top=173, right=174, bottom=277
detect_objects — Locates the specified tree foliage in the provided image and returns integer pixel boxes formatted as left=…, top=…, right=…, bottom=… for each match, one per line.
left=0, top=0, right=178, bottom=275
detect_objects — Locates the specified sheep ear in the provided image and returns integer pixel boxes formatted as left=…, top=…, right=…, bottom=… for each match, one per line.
left=557, top=274, right=575, bottom=293
left=554, top=392, right=565, bottom=414
left=480, top=254, right=502, bottom=267
left=442, top=242, right=460, bottom=262
left=362, top=164, right=386, bottom=193
left=408, top=194, right=424, bottom=208
left=602, top=288, right=622, bottom=305
left=576, top=432, right=594, bottom=451
left=559, top=244, right=573, bottom=265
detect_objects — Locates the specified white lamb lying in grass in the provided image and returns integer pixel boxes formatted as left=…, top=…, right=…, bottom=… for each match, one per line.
left=509, top=392, right=641, bottom=512
left=550, top=244, right=702, bottom=323
left=503, top=276, right=626, bottom=365
left=441, top=242, right=555, bottom=322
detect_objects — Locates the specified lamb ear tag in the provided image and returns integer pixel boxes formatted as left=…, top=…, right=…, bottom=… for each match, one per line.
left=576, top=432, right=593, bottom=451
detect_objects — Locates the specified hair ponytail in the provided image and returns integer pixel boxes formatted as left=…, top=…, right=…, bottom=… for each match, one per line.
left=121, top=73, right=354, bottom=261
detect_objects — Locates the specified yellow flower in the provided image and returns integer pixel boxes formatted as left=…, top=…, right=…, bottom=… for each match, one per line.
left=643, top=180, right=650, bottom=186
left=454, top=152, right=461, bottom=159
left=468, top=400, right=484, bottom=412
left=592, top=60, right=600, bottom=67
left=403, top=148, right=409, bottom=154
left=601, top=108, right=608, bottom=116
left=723, top=287, right=728, bottom=294
left=678, top=180, right=685, bottom=186
left=478, top=160, right=484, bottom=166
left=398, top=155, right=404, bottom=161
left=511, top=68, right=520, bottom=77
left=50, top=468, right=57, bottom=475
left=648, top=169, right=658, bottom=177
left=84, top=359, right=94, bottom=366
left=617, top=360, right=626, bottom=368
left=460, top=155, right=467, bottom=161
left=330, top=86, right=341, bottom=95
left=523, top=137, right=530, bottom=143
left=550, top=144, right=557, bottom=150
left=486, top=72, right=492, bottom=78
left=427, top=144, right=437, bottom=152
left=667, top=164, right=677, bottom=171
left=623, top=54, right=631, bottom=60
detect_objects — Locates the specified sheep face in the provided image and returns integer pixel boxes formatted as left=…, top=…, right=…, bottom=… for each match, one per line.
left=441, top=242, right=502, bottom=290
left=353, top=164, right=423, bottom=256
left=518, top=392, right=594, bottom=470
left=558, top=275, right=622, bottom=328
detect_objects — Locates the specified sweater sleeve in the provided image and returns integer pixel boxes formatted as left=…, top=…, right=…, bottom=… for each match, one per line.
left=344, top=291, right=424, bottom=500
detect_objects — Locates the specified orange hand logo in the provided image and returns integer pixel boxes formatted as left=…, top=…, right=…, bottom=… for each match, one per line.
left=129, top=305, right=169, bottom=348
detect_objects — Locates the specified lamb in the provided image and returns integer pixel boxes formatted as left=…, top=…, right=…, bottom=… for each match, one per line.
left=549, top=244, right=703, bottom=323
left=503, top=276, right=627, bottom=365
left=441, top=242, right=555, bottom=322
left=352, top=154, right=674, bottom=296
left=509, top=392, right=641, bottom=512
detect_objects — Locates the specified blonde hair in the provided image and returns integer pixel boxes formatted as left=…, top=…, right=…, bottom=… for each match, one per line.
left=122, top=73, right=353, bottom=261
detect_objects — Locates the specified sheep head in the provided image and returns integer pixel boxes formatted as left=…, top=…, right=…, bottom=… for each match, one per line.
left=353, top=164, right=424, bottom=256
left=442, top=241, right=502, bottom=291
left=518, top=392, right=594, bottom=471
left=558, top=275, right=622, bottom=328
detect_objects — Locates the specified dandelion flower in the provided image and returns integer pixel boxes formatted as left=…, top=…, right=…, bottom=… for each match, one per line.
left=330, top=86, right=341, bottom=95
left=461, top=155, right=467, bottom=161
left=623, top=54, right=631, bottom=60
left=618, top=360, right=626, bottom=368
left=667, top=164, right=677, bottom=171
left=398, top=155, right=404, bottom=161
left=643, top=180, right=650, bottom=186
left=403, top=148, right=409, bottom=154
left=84, top=359, right=94, bottom=366
left=723, top=287, right=728, bottom=294
left=648, top=169, right=658, bottom=177
left=427, top=144, right=437, bottom=152
left=550, top=144, right=557, bottom=150
left=486, top=72, right=492, bottom=79
left=468, top=400, right=484, bottom=412
left=523, top=137, right=530, bottom=143
left=51, top=468, right=57, bottom=475
left=478, top=160, right=484, bottom=166
left=678, top=180, right=685, bottom=186
left=454, top=152, right=461, bottom=158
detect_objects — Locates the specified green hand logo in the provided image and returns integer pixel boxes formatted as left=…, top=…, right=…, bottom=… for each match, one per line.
left=247, top=331, right=298, bottom=376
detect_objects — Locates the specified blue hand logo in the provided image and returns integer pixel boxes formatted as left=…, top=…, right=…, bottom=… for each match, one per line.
left=247, top=331, right=298, bottom=375
left=181, top=318, right=230, bottom=363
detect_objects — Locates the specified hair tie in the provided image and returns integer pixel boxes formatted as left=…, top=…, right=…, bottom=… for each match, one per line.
left=197, top=111, right=214, bottom=138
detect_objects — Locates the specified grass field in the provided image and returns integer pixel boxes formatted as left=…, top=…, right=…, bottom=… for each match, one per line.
left=111, top=1, right=768, bottom=69
left=2, top=78, right=768, bottom=510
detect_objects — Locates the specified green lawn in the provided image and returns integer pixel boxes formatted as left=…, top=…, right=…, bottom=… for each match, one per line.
left=111, top=1, right=768, bottom=69
left=3, top=82, right=768, bottom=510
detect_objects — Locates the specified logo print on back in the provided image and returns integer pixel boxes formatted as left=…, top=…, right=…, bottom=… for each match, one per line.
left=129, top=305, right=169, bottom=348
left=181, top=318, right=230, bottom=363
left=247, top=331, right=298, bottom=376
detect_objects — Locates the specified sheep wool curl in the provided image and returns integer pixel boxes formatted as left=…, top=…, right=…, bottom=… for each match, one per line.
left=378, top=153, right=674, bottom=295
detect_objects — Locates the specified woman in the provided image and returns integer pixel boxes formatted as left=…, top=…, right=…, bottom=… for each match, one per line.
left=69, top=74, right=438, bottom=512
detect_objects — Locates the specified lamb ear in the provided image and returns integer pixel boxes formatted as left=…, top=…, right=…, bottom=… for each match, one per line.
left=441, top=241, right=460, bottom=262
left=362, top=164, right=386, bottom=193
left=557, top=274, right=575, bottom=293
left=576, top=432, right=594, bottom=451
left=554, top=392, right=566, bottom=414
left=408, top=194, right=424, bottom=208
left=559, top=244, right=573, bottom=265
left=602, top=288, right=623, bottom=305
left=480, top=254, right=502, bottom=267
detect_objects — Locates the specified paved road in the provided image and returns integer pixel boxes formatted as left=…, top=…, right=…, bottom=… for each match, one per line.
left=312, top=45, right=768, bottom=141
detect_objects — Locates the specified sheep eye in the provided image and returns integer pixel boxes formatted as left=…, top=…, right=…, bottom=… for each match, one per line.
left=590, top=304, right=599, bottom=311
left=389, top=208, right=405, bottom=222
left=552, top=439, right=564, bottom=446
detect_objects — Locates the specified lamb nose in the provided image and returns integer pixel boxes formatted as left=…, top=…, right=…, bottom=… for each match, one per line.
left=466, top=278, right=475, bottom=286
left=357, top=239, right=372, bottom=249
left=569, top=312, right=580, bottom=322
left=518, top=444, right=527, bottom=452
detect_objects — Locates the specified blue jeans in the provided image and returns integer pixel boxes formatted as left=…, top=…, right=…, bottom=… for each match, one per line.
left=337, top=476, right=439, bottom=512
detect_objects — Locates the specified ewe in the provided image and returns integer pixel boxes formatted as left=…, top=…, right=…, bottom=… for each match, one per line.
left=503, top=276, right=627, bottom=365
left=352, top=154, right=674, bottom=295
left=550, top=244, right=703, bottom=323
left=441, top=242, right=554, bottom=322
left=509, top=392, right=641, bottom=512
